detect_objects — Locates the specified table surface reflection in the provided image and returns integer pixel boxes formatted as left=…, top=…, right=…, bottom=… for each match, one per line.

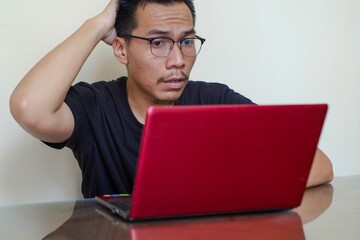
left=0, top=175, right=359, bottom=240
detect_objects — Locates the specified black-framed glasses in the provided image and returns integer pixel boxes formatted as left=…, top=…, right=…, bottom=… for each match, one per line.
left=121, top=34, right=206, bottom=57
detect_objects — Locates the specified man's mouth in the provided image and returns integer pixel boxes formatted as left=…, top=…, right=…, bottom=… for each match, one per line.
left=165, top=79, right=183, bottom=83
left=162, top=78, right=186, bottom=89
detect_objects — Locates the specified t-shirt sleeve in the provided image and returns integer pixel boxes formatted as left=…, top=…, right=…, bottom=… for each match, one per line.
left=42, top=82, right=94, bottom=150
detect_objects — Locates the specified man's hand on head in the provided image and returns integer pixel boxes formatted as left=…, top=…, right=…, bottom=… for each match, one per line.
left=95, top=0, right=119, bottom=45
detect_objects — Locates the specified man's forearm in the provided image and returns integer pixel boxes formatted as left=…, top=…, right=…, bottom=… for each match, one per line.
left=10, top=14, right=114, bottom=143
left=11, top=18, right=103, bottom=117
left=306, top=148, right=334, bottom=188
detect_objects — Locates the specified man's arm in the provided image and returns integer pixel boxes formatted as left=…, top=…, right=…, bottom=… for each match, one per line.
left=306, top=148, right=334, bottom=188
left=10, top=0, right=118, bottom=143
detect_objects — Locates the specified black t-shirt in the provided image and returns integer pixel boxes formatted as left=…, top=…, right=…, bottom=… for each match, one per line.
left=46, top=77, right=253, bottom=198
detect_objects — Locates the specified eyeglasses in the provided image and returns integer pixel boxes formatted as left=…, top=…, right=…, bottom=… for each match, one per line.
left=121, top=34, right=206, bottom=57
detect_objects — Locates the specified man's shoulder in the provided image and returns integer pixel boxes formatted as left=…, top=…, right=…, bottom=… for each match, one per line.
left=66, top=77, right=127, bottom=102
left=65, top=77, right=128, bottom=110
left=184, top=80, right=232, bottom=94
left=181, top=80, right=253, bottom=105
left=72, top=76, right=126, bottom=91
left=186, top=80, right=229, bottom=88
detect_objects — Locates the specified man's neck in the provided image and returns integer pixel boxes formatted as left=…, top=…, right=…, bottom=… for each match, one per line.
left=126, top=78, right=175, bottom=124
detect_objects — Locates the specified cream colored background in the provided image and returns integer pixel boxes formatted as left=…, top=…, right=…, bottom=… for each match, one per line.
left=1, top=0, right=359, bottom=206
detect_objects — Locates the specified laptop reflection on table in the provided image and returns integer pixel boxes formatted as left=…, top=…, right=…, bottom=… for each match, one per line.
left=95, top=207, right=305, bottom=240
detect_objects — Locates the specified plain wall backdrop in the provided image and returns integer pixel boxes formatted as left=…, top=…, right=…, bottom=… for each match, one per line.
left=1, top=0, right=359, bottom=206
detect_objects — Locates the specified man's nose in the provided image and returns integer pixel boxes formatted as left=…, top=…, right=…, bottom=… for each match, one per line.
left=166, top=43, right=186, bottom=69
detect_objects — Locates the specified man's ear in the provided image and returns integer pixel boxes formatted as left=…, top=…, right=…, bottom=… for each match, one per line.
left=112, top=37, right=128, bottom=64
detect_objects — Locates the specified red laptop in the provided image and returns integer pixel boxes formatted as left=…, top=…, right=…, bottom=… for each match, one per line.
left=96, top=104, right=328, bottom=221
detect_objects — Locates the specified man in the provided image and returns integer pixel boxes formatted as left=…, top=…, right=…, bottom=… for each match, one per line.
left=10, top=0, right=333, bottom=198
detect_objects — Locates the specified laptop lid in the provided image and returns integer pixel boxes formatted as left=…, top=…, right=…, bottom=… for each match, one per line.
left=128, top=104, right=327, bottom=220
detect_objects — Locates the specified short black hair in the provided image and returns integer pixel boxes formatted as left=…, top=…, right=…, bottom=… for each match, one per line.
left=115, top=0, right=196, bottom=36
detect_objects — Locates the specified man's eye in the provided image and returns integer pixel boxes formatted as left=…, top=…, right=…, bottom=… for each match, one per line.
left=151, top=39, right=166, bottom=48
left=182, top=39, right=194, bottom=47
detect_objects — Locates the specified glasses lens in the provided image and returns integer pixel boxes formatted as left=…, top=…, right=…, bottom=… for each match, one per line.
left=150, top=38, right=204, bottom=57
left=150, top=38, right=173, bottom=57
left=181, top=38, right=203, bottom=57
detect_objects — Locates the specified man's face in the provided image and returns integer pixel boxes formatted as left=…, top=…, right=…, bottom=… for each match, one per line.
left=125, top=2, right=196, bottom=105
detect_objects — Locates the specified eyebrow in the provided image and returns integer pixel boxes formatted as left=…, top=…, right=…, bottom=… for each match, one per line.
left=147, top=28, right=196, bottom=37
